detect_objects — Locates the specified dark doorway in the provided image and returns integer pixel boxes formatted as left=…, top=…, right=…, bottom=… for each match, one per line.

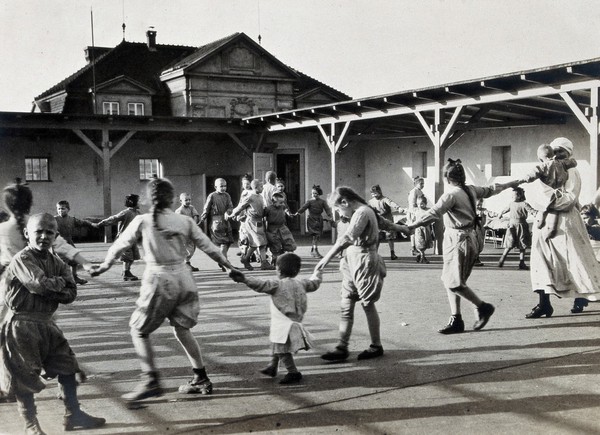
left=276, top=153, right=301, bottom=231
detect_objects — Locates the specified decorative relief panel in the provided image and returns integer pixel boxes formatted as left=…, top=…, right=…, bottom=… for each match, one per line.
left=229, top=97, right=256, bottom=118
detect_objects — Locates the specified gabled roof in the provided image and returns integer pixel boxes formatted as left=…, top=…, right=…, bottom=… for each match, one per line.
left=36, top=41, right=197, bottom=100
left=161, top=32, right=299, bottom=79
left=293, top=69, right=350, bottom=101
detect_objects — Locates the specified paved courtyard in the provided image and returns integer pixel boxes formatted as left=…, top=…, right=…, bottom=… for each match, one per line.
left=1, top=239, right=600, bottom=434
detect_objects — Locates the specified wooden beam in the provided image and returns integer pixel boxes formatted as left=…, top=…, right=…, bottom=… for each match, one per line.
left=414, top=111, right=436, bottom=143
left=72, top=129, right=102, bottom=158
left=560, top=92, right=591, bottom=132
left=440, top=106, right=464, bottom=147
left=110, top=130, right=137, bottom=158
left=227, top=133, right=253, bottom=158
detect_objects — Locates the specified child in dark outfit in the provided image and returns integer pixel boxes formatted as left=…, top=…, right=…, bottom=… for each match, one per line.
left=0, top=213, right=105, bottom=434
left=230, top=253, right=321, bottom=384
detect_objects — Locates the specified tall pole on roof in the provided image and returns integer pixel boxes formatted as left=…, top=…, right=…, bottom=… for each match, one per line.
left=90, top=7, right=97, bottom=115
left=257, top=0, right=262, bottom=44
left=122, top=0, right=126, bottom=40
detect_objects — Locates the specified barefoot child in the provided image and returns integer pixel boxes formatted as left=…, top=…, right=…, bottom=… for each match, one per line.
left=175, top=193, right=201, bottom=271
left=55, top=200, right=98, bottom=284
left=229, top=253, right=321, bottom=384
left=96, top=194, right=141, bottom=281
left=200, top=179, right=235, bottom=271
left=91, top=178, right=236, bottom=403
left=295, top=185, right=333, bottom=258
left=0, top=213, right=105, bottom=433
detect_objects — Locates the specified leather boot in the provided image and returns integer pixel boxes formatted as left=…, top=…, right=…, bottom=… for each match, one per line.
left=526, top=290, right=553, bottom=318
left=122, top=371, right=163, bottom=401
left=17, top=393, right=47, bottom=435
left=60, top=374, right=105, bottom=431
left=438, top=315, right=465, bottom=334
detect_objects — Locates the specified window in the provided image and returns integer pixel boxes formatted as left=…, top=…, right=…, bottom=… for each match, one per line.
left=412, top=151, right=428, bottom=178
left=25, top=157, right=50, bottom=181
left=139, top=158, right=162, bottom=180
left=102, top=101, right=119, bottom=115
left=491, top=146, right=511, bottom=176
left=128, top=102, right=144, bottom=116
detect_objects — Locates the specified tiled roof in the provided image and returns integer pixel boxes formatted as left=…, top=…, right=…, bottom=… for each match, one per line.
left=293, top=68, right=350, bottom=100
left=36, top=41, right=197, bottom=100
left=162, top=33, right=240, bottom=73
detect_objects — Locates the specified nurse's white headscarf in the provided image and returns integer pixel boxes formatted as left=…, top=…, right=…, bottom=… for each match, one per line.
left=549, top=137, right=574, bottom=157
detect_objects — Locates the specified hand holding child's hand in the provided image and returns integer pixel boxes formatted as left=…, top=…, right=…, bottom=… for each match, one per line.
left=229, top=269, right=246, bottom=283
left=397, top=225, right=411, bottom=237
left=315, top=258, right=328, bottom=272
left=89, top=262, right=111, bottom=277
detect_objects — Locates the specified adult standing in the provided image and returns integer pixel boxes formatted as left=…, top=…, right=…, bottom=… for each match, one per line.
left=408, top=176, right=425, bottom=255
left=524, top=137, right=600, bottom=317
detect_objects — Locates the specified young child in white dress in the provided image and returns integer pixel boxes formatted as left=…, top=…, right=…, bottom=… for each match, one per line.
left=230, top=253, right=321, bottom=384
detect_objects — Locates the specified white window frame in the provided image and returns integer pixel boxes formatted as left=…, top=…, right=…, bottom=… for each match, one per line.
left=25, top=157, right=50, bottom=181
left=139, top=158, right=162, bottom=180
left=128, top=102, right=144, bottom=116
left=102, top=101, right=120, bottom=115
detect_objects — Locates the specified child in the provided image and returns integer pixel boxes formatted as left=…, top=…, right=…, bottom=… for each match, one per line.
left=229, top=253, right=321, bottom=384
left=96, top=194, right=141, bottom=281
left=514, top=143, right=577, bottom=240
left=235, top=173, right=253, bottom=259
left=55, top=200, right=98, bottom=285
left=497, top=187, right=535, bottom=270
left=201, top=179, right=234, bottom=271
left=90, top=178, right=236, bottom=402
left=368, top=184, right=406, bottom=260
left=295, top=185, right=333, bottom=258
left=275, top=178, right=290, bottom=212
left=407, top=159, right=513, bottom=334
left=408, top=176, right=425, bottom=256
left=316, top=187, right=409, bottom=361
left=0, top=213, right=105, bottom=433
left=264, top=192, right=297, bottom=265
left=262, top=171, right=278, bottom=207
left=228, top=179, right=273, bottom=270
left=175, top=193, right=201, bottom=272
left=412, top=196, right=434, bottom=263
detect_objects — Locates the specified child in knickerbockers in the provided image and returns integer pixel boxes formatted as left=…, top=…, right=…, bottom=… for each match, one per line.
left=96, top=194, right=141, bottom=281
left=412, top=196, right=434, bottom=264
left=91, top=178, right=236, bottom=403
left=264, top=192, right=297, bottom=266
left=497, top=187, right=536, bottom=270
left=175, top=192, right=201, bottom=272
left=295, top=185, right=333, bottom=259
left=55, top=200, right=98, bottom=285
left=0, top=213, right=105, bottom=434
left=407, top=159, right=514, bottom=334
left=201, top=178, right=235, bottom=272
left=368, top=184, right=406, bottom=260
left=228, top=179, right=274, bottom=271
left=229, top=253, right=321, bottom=384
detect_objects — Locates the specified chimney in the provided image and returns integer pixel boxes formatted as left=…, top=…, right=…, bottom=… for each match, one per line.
left=146, top=27, right=157, bottom=51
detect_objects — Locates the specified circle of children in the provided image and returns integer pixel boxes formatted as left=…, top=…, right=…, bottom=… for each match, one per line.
left=1, top=136, right=600, bottom=434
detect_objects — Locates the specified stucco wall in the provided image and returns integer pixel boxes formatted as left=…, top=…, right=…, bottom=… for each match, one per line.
left=363, top=120, right=594, bottom=214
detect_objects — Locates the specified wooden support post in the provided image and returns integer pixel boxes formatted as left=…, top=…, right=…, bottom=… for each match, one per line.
left=432, top=109, right=444, bottom=254
left=591, top=87, right=599, bottom=189
left=102, top=129, right=113, bottom=242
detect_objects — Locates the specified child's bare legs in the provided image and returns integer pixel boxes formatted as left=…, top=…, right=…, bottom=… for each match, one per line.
left=218, top=244, right=230, bottom=271
left=498, top=247, right=512, bottom=267
left=416, top=249, right=426, bottom=263
left=278, top=353, right=302, bottom=384
left=122, top=261, right=138, bottom=281
left=439, top=286, right=494, bottom=334
left=311, top=235, right=322, bottom=258
left=259, top=246, right=274, bottom=270
left=388, top=240, right=397, bottom=260
left=518, top=249, right=529, bottom=270
left=173, top=326, right=213, bottom=394
left=241, top=247, right=255, bottom=270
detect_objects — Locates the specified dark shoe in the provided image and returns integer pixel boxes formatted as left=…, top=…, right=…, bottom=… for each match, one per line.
left=473, top=302, right=495, bottom=331
left=279, top=372, right=302, bottom=384
left=518, top=262, right=529, bottom=270
left=310, top=248, right=318, bottom=258
left=321, top=346, right=349, bottom=361
left=219, top=264, right=227, bottom=272
left=122, top=379, right=163, bottom=401
left=525, top=304, right=554, bottom=319
left=259, top=365, right=278, bottom=377
left=438, top=315, right=465, bottom=334
left=497, top=261, right=504, bottom=268
left=390, top=251, right=398, bottom=260
left=474, top=260, right=484, bottom=267
left=178, top=378, right=213, bottom=395
left=416, top=254, right=422, bottom=263
left=314, top=249, right=323, bottom=259
left=260, top=262, right=275, bottom=271
left=187, top=263, right=200, bottom=272
left=74, top=276, right=88, bottom=285
left=64, top=409, right=106, bottom=431
left=357, top=345, right=384, bottom=360
left=241, top=255, right=254, bottom=271
left=122, top=270, right=139, bottom=281
left=421, top=257, right=430, bottom=264
left=571, top=299, right=589, bottom=314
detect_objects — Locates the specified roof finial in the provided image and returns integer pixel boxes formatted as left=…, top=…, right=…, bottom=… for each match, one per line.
left=257, top=0, right=262, bottom=45
left=122, top=0, right=126, bottom=40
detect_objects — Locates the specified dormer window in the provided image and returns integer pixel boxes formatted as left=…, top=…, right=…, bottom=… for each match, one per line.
left=103, top=101, right=120, bottom=115
left=128, top=103, right=145, bottom=116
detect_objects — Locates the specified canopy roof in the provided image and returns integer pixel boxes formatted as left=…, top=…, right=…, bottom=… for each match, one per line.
left=244, top=57, right=600, bottom=141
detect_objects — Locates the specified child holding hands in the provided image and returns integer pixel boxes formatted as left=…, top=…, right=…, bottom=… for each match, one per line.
left=229, top=253, right=321, bottom=384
